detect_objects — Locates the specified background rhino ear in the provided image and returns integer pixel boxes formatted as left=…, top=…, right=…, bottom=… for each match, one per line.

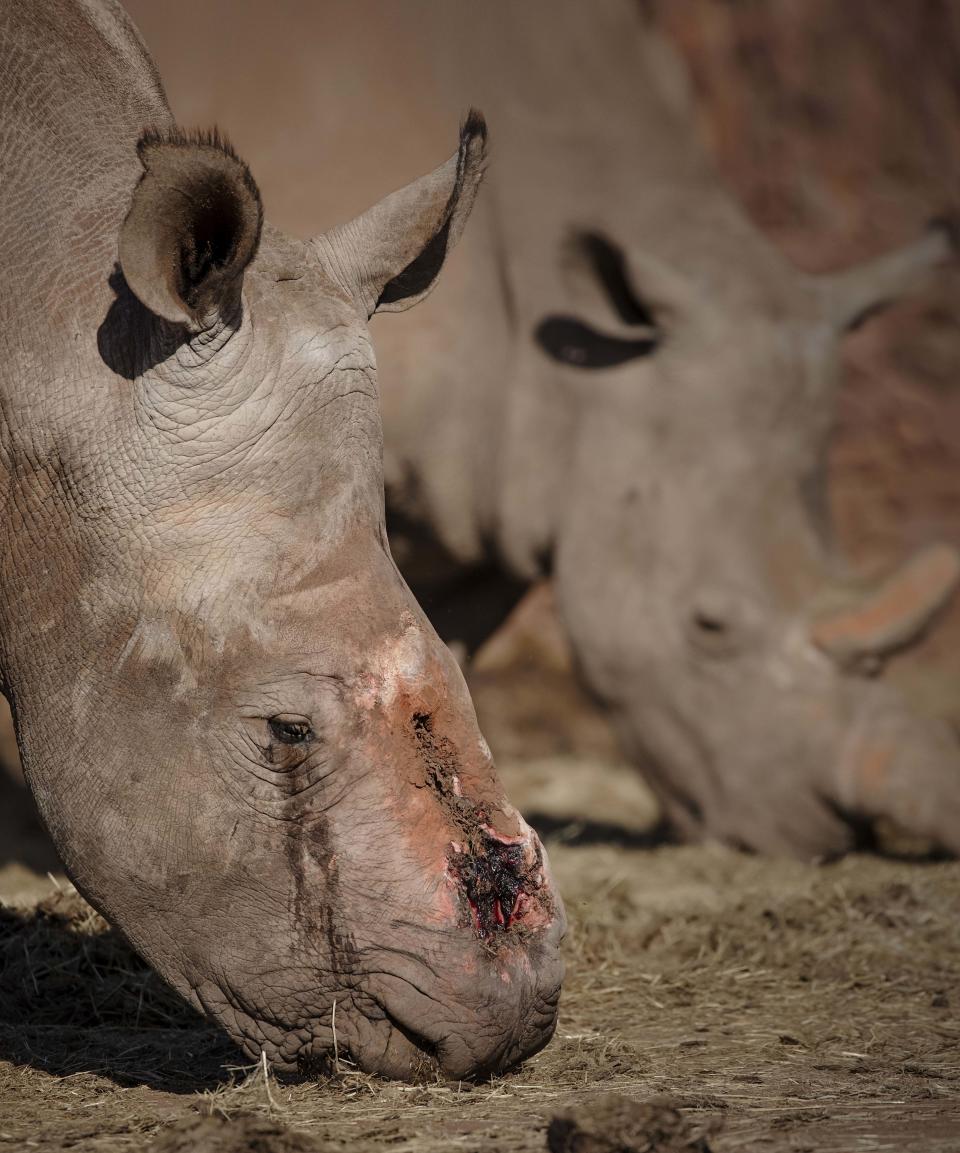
left=319, top=110, right=487, bottom=318
left=118, top=129, right=263, bottom=329
left=817, top=221, right=955, bottom=333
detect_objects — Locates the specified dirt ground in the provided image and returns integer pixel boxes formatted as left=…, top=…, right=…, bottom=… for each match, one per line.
left=2, top=717, right=959, bottom=1153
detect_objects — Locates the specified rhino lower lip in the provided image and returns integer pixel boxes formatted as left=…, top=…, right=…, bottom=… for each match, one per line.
left=372, top=977, right=561, bottom=1081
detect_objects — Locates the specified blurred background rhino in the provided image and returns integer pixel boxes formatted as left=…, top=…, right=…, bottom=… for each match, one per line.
left=2, top=0, right=958, bottom=870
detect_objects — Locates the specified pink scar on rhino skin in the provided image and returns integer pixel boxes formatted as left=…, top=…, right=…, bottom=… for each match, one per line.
left=355, top=616, right=555, bottom=942
left=356, top=616, right=432, bottom=711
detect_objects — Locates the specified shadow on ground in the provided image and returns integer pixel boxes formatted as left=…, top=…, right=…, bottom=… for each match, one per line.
left=0, top=770, right=61, bottom=876
left=528, top=812, right=676, bottom=851
left=0, top=890, right=238, bottom=1092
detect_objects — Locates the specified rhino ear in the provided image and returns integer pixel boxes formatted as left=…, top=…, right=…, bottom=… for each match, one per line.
left=819, top=222, right=955, bottom=332
left=118, top=129, right=263, bottom=330
left=319, top=111, right=487, bottom=318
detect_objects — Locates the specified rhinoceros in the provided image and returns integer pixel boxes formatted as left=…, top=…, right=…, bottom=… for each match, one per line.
left=0, top=0, right=564, bottom=1079
left=364, top=0, right=960, bottom=857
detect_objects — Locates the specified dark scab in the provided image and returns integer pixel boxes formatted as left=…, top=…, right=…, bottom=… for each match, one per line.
left=411, top=710, right=477, bottom=824
left=449, top=838, right=541, bottom=940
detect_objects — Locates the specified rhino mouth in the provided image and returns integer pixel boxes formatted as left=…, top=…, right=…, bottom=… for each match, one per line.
left=365, top=959, right=564, bottom=1081
left=296, top=999, right=443, bottom=1081
left=226, top=967, right=562, bottom=1082
left=188, top=886, right=565, bottom=1081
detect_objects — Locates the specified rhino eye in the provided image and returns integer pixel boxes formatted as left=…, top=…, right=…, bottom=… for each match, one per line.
left=534, top=315, right=657, bottom=370
left=268, top=716, right=315, bottom=745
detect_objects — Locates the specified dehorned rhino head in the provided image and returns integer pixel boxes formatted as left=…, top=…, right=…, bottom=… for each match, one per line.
left=525, top=196, right=960, bottom=859
left=3, top=115, right=564, bottom=1078
left=538, top=224, right=960, bottom=858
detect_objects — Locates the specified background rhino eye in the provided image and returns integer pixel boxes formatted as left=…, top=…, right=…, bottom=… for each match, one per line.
left=268, top=716, right=315, bottom=745
left=534, top=315, right=658, bottom=369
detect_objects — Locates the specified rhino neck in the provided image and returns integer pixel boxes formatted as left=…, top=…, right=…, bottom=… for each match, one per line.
left=0, top=1, right=174, bottom=780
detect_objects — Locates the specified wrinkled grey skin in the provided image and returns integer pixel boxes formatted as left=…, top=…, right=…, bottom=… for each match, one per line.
left=374, top=0, right=960, bottom=857
left=0, top=0, right=564, bottom=1079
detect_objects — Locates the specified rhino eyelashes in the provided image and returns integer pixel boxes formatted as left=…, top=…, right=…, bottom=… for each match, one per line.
left=268, top=716, right=315, bottom=746
left=534, top=315, right=658, bottom=369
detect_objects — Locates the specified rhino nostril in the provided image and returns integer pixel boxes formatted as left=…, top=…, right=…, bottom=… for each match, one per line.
left=692, top=610, right=728, bottom=636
